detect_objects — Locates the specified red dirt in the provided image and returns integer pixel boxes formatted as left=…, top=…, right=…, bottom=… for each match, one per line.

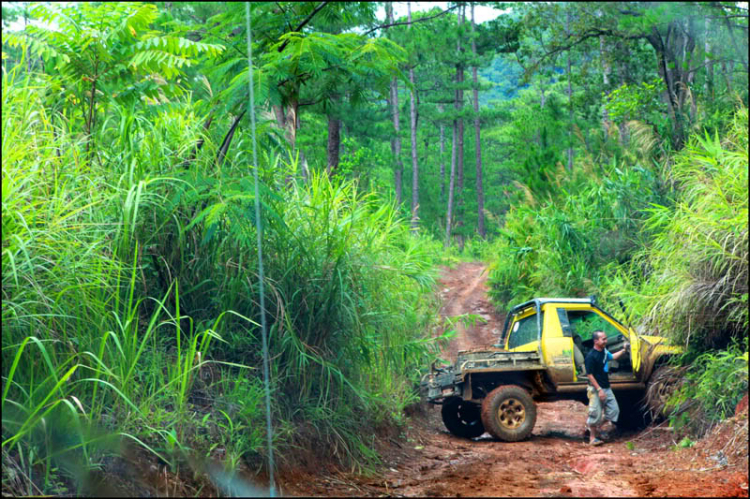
left=736, top=393, right=748, bottom=417
left=278, top=262, right=749, bottom=497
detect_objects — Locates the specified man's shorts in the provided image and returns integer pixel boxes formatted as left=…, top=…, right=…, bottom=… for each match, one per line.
left=586, top=386, right=620, bottom=427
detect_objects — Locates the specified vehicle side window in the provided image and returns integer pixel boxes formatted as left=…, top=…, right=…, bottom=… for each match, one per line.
left=567, top=310, right=620, bottom=342
left=508, top=312, right=544, bottom=349
left=557, top=309, right=572, bottom=337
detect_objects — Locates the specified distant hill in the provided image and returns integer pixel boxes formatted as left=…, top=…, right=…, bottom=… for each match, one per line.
left=479, top=55, right=567, bottom=107
left=478, top=54, right=526, bottom=106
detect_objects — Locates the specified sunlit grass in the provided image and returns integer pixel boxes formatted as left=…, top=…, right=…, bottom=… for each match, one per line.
left=2, top=61, right=444, bottom=493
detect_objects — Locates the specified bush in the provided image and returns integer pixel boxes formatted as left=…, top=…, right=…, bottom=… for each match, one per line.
left=667, top=339, right=748, bottom=437
left=2, top=62, right=444, bottom=493
left=485, top=158, right=663, bottom=311
left=613, top=108, right=748, bottom=350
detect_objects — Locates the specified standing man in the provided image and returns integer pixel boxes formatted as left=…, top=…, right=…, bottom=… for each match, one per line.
left=585, top=330, right=629, bottom=446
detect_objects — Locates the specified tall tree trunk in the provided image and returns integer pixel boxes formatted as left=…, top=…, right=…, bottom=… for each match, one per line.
left=273, top=104, right=286, bottom=129
left=676, top=19, right=696, bottom=118
left=616, top=41, right=630, bottom=145
left=273, top=103, right=306, bottom=180
left=647, top=28, right=682, bottom=148
left=599, top=34, right=612, bottom=136
left=298, top=150, right=309, bottom=182
left=274, top=98, right=300, bottom=154
left=439, top=104, right=446, bottom=201
left=446, top=118, right=458, bottom=247
left=455, top=3, right=465, bottom=251
left=721, top=60, right=733, bottom=95
left=471, top=4, right=484, bottom=238
left=216, top=110, right=247, bottom=166
left=289, top=98, right=299, bottom=153
left=722, top=13, right=749, bottom=73
left=386, top=2, right=403, bottom=205
left=704, top=16, right=713, bottom=102
left=566, top=10, right=574, bottom=170
left=456, top=4, right=465, bottom=193
left=536, top=82, right=545, bottom=146
left=408, top=2, right=419, bottom=233
left=326, top=114, right=341, bottom=176
left=324, top=22, right=344, bottom=177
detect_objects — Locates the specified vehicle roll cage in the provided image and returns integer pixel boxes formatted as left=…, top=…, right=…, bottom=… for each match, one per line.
left=497, top=296, right=626, bottom=351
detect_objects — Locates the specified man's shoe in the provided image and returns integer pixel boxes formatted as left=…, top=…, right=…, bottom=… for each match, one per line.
left=589, top=438, right=604, bottom=446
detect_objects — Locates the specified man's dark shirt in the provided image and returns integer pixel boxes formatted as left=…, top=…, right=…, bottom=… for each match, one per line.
left=585, top=348, right=610, bottom=389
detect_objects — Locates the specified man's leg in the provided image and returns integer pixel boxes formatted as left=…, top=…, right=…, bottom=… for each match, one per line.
left=586, top=386, right=604, bottom=444
left=601, top=388, right=620, bottom=438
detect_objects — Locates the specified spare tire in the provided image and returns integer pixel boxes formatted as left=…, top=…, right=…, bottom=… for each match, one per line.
left=441, top=397, right=485, bottom=439
left=481, top=385, right=537, bottom=442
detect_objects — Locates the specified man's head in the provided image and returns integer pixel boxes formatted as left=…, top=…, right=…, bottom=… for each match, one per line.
left=592, top=330, right=607, bottom=350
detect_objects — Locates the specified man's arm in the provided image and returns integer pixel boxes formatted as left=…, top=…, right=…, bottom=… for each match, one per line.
left=612, top=342, right=630, bottom=361
left=587, top=373, right=607, bottom=401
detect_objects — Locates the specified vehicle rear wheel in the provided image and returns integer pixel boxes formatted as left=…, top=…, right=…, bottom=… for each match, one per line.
left=481, top=385, right=537, bottom=442
left=441, top=397, right=485, bottom=439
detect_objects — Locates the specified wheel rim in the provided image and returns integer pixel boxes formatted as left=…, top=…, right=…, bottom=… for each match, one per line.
left=497, top=397, right=526, bottom=429
left=458, top=403, right=480, bottom=427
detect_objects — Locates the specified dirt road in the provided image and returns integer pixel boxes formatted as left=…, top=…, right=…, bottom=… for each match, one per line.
left=281, top=262, right=748, bottom=497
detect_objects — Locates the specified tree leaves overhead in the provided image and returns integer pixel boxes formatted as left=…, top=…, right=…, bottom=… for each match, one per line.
left=6, top=2, right=224, bottom=106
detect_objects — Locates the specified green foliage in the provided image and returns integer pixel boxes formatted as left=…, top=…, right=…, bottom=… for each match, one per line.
left=3, top=2, right=223, bottom=141
left=2, top=49, right=441, bottom=492
left=485, top=101, right=747, bottom=357
left=616, top=108, right=748, bottom=350
left=2, top=0, right=749, bottom=493
left=667, top=339, right=748, bottom=437
left=485, top=156, right=664, bottom=310
left=606, top=77, right=666, bottom=124
left=676, top=436, right=695, bottom=449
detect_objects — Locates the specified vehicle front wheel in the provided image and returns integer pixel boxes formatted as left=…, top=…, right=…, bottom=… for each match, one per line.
left=481, top=385, right=537, bottom=442
left=614, top=391, right=649, bottom=430
left=441, top=397, right=485, bottom=439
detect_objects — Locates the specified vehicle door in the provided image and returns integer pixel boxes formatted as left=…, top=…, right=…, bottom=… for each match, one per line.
left=541, top=305, right=577, bottom=383
left=563, top=305, right=637, bottom=381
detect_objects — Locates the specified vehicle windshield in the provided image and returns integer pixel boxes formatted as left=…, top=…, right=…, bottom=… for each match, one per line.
left=567, top=310, right=621, bottom=342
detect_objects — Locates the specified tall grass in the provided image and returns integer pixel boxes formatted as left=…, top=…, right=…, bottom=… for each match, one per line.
left=3, top=61, right=443, bottom=493
left=483, top=156, right=664, bottom=311
left=2, top=66, right=132, bottom=494
left=133, top=160, right=444, bottom=466
left=623, top=108, right=748, bottom=350
left=667, top=339, right=748, bottom=437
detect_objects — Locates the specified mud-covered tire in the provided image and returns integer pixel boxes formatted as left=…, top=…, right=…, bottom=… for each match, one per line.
left=480, top=385, right=537, bottom=442
left=441, top=397, right=485, bottom=439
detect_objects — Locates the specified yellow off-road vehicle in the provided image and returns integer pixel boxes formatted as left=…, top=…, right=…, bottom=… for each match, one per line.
left=424, top=296, right=682, bottom=441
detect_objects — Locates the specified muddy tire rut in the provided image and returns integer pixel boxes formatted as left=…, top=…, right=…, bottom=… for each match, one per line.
left=279, top=262, right=749, bottom=497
